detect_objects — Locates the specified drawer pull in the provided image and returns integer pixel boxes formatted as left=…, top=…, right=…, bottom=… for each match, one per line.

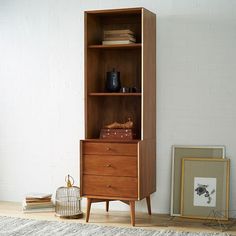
left=106, top=185, right=112, bottom=188
left=106, top=147, right=111, bottom=151
left=105, top=164, right=112, bottom=167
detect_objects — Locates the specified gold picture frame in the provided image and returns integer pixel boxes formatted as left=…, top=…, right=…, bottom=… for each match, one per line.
left=170, top=145, right=225, bottom=216
left=181, top=158, right=230, bottom=220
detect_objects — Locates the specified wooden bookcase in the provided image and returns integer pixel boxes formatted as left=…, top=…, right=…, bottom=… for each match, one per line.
left=80, top=7, right=156, bottom=226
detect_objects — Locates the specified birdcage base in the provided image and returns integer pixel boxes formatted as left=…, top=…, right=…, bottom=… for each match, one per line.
left=55, top=212, right=83, bottom=219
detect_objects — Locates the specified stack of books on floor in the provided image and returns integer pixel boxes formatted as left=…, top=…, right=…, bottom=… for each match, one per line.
left=23, top=193, right=55, bottom=213
left=102, top=29, right=136, bottom=45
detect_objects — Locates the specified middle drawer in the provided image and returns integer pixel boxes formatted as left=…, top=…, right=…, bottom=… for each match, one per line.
left=83, top=155, right=137, bottom=177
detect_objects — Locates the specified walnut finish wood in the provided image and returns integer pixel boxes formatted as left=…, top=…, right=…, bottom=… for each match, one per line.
left=86, top=198, right=92, bottom=222
left=146, top=196, right=152, bottom=215
left=85, top=7, right=142, bottom=15
left=83, top=175, right=138, bottom=198
left=89, top=92, right=141, bottom=96
left=82, top=141, right=137, bottom=156
left=120, top=200, right=130, bottom=205
left=82, top=7, right=156, bottom=226
left=84, top=195, right=137, bottom=201
left=90, top=199, right=113, bottom=203
left=106, top=200, right=109, bottom=212
left=142, top=8, right=156, bottom=140
left=85, top=9, right=142, bottom=139
left=85, top=198, right=139, bottom=227
left=83, top=154, right=137, bottom=177
left=129, top=201, right=135, bottom=226
left=138, top=139, right=156, bottom=199
left=88, top=43, right=141, bottom=49
left=101, top=49, right=141, bottom=91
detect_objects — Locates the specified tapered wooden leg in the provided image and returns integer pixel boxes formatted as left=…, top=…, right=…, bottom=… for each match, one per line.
left=86, top=198, right=92, bottom=222
left=129, top=201, right=135, bottom=226
left=146, top=196, right=151, bottom=215
left=106, top=200, right=109, bottom=212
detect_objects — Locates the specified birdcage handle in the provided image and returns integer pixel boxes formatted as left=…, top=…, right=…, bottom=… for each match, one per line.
left=65, top=174, right=74, bottom=187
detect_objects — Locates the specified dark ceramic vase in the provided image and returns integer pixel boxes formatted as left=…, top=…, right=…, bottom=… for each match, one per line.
left=105, top=68, right=121, bottom=92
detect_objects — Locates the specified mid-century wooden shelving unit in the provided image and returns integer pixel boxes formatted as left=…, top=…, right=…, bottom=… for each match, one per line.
left=80, top=7, right=156, bottom=226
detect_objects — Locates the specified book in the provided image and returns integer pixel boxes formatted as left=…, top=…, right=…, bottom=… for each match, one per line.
left=25, top=193, right=52, bottom=199
left=22, top=192, right=54, bottom=213
left=103, top=36, right=136, bottom=42
left=104, top=33, right=134, bottom=38
left=23, top=201, right=54, bottom=207
left=104, top=33, right=133, bottom=37
left=104, top=29, right=134, bottom=35
left=102, top=40, right=135, bottom=45
left=25, top=198, right=52, bottom=203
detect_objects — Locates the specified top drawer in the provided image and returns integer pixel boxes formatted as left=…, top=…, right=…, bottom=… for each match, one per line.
left=82, top=141, right=137, bottom=156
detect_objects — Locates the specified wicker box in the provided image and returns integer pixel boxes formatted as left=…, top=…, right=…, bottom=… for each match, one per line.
left=100, top=128, right=134, bottom=140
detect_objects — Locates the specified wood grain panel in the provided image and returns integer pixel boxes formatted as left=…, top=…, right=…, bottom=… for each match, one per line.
left=101, top=49, right=141, bottom=91
left=138, top=139, right=156, bottom=200
left=142, top=8, right=156, bottom=140
left=83, top=175, right=138, bottom=198
left=85, top=13, right=103, bottom=138
left=82, top=8, right=156, bottom=225
left=82, top=9, right=156, bottom=218
left=85, top=8, right=142, bottom=15
left=86, top=13, right=102, bottom=45
left=82, top=141, right=137, bottom=156
left=83, top=154, right=137, bottom=177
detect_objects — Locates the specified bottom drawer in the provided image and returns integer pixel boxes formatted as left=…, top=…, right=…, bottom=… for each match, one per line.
left=83, top=175, right=138, bottom=198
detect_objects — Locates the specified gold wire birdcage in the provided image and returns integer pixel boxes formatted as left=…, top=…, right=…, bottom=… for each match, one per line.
left=55, top=175, right=83, bottom=219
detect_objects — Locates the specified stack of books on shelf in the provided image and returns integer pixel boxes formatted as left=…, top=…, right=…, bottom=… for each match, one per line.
left=22, top=193, right=55, bottom=213
left=102, top=29, right=136, bottom=45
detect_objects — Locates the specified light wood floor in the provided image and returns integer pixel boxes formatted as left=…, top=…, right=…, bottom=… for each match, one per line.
left=0, top=201, right=236, bottom=234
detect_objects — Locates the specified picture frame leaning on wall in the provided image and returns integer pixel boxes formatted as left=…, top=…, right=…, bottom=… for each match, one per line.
left=181, top=158, right=230, bottom=220
left=170, top=145, right=225, bottom=216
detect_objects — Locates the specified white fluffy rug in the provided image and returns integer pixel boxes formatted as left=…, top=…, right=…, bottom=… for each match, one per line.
left=0, top=216, right=230, bottom=236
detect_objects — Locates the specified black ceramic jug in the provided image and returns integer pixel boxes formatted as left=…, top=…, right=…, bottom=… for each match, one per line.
left=105, top=68, right=121, bottom=92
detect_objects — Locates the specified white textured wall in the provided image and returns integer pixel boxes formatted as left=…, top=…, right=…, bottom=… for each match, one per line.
left=0, top=0, right=236, bottom=214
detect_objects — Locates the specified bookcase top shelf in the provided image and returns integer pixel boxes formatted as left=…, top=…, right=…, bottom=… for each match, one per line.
left=88, top=43, right=142, bottom=49
left=89, top=92, right=141, bottom=96
left=85, top=7, right=143, bottom=15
